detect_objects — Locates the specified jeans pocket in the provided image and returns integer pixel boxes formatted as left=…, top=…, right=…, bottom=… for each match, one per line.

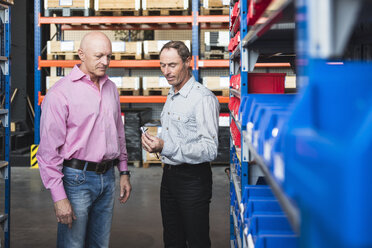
left=62, top=167, right=86, bottom=186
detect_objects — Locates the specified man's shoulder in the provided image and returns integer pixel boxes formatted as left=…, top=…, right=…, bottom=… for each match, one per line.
left=192, top=81, right=216, bottom=98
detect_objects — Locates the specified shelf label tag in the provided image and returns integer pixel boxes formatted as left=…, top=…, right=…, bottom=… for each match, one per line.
left=157, top=40, right=170, bottom=52
left=59, top=0, right=73, bottom=6
left=112, top=42, right=125, bottom=52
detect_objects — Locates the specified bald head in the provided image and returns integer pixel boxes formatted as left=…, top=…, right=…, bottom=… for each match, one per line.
left=78, top=32, right=112, bottom=82
left=80, top=31, right=111, bottom=51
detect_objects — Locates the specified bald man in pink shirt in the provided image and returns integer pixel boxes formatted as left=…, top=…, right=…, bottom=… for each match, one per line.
left=37, top=31, right=131, bottom=248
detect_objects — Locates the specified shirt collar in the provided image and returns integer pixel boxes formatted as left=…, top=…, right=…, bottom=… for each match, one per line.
left=69, top=64, right=109, bottom=85
left=169, top=76, right=195, bottom=98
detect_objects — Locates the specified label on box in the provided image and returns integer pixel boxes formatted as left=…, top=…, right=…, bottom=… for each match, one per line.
left=222, top=0, right=229, bottom=6
left=135, top=0, right=140, bottom=10
left=143, top=78, right=147, bottom=89
left=203, top=0, right=208, bottom=8
left=142, top=0, right=147, bottom=10
left=59, top=0, right=73, bottom=6
left=157, top=40, right=170, bottom=52
left=47, top=41, right=51, bottom=54
left=137, top=42, right=142, bottom=55
left=198, top=61, right=204, bottom=67
left=274, top=154, right=285, bottom=183
left=184, top=0, right=188, bottom=9
left=220, top=76, right=229, bottom=88
left=159, top=76, right=169, bottom=87
left=60, top=41, right=74, bottom=52
left=264, top=141, right=271, bottom=161
left=218, top=31, right=230, bottom=47
left=219, top=115, right=229, bottom=127
left=205, top=32, right=210, bottom=45
left=85, top=0, right=90, bottom=8
left=94, top=0, right=99, bottom=10
left=109, top=77, right=123, bottom=88
left=134, top=78, right=139, bottom=90
left=143, top=41, right=148, bottom=54
left=112, top=42, right=125, bottom=52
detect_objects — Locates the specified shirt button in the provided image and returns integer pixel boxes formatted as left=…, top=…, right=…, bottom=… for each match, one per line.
left=168, top=112, right=170, bottom=115
left=178, top=117, right=180, bottom=120
left=166, top=127, right=168, bottom=130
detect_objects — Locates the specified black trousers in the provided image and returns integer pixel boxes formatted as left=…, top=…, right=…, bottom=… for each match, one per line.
left=161, top=163, right=213, bottom=248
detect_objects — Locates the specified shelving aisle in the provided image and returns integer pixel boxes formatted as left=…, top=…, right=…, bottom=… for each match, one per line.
left=229, top=0, right=372, bottom=248
left=33, top=0, right=230, bottom=145
left=0, top=1, right=12, bottom=247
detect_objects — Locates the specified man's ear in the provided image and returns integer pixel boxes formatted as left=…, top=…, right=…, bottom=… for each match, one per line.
left=78, top=48, right=84, bottom=62
left=185, top=56, right=191, bottom=68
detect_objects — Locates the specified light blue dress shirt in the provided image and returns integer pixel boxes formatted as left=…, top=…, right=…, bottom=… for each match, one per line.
left=159, top=76, right=220, bottom=165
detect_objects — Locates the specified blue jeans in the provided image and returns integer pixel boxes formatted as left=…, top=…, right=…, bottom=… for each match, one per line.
left=57, top=165, right=116, bottom=248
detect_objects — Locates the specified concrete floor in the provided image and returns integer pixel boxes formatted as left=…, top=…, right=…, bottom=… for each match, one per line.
left=1, top=165, right=230, bottom=247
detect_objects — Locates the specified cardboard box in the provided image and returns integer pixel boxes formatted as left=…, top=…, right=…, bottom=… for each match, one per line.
left=112, top=41, right=142, bottom=54
left=46, top=76, right=63, bottom=90
left=203, top=76, right=229, bottom=89
left=142, top=0, right=188, bottom=10
left=202, top=0, right=229, bottom=8
left=109, top=77, right=141, bottom=89
left=95, top=0, right=140, bottom=10
left=45, top=0, right=94, bottom=8
left=142, top=126, right=161, bottom=162
left=142, top=77, right=169, bottom=89
left=144, top=40, right=191, bottom=54
left=47, top=40, right=80, bottom=54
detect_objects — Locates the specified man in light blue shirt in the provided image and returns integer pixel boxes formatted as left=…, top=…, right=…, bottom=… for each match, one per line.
left=142, top=41, right=220, bottom=248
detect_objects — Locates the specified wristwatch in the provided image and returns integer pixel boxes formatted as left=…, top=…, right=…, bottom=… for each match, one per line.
left=119, top=170, right=131, bottom=177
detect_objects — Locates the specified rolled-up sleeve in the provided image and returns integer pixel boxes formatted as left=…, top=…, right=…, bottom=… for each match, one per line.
left=36, top=90, right=68, bottom=202
left=161, top=95, right=220, bottom=164
left=116, top=92, right=128, bottom=171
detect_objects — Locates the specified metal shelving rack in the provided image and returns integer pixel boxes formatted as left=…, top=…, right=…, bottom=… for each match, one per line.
left=33, top=0, right=230, bottom=144
left=0, top=2, right=11, bottom=247
left=229, top=0, right=298, bottom=247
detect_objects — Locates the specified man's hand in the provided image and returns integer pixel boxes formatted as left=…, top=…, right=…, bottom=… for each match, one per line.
left=141, top=132, right=164, bottom=153
left=119, top=175, right=132, bottom=204
left=54, top=198, right=76, bottom=229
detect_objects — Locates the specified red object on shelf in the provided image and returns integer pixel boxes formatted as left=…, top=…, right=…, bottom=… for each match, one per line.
left=228, top=31, right=240, bottom=52
left=230, top=120, right=241, bottom=148
left=230, top=1, right=240, bottom=30
left=233, top=15, right=241, bottom=34
left=247, top=0, right=273, bottom=26
left=247, top=73, right=286, bottom=93
left=230, top=74, right=241, bottom=90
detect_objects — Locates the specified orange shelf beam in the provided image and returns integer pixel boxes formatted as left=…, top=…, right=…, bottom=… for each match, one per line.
left=39, top=15, right=194, bottom=25
left=39, top=92, right=229, bottom=105
left=39, top=15, right=229, bottom=25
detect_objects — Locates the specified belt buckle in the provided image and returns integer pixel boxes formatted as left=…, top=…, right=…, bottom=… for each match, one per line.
left=95, top=162, right=108, bottom=174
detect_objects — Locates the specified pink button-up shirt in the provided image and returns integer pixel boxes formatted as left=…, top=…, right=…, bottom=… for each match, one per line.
left=36, top=65, right=128, bottom=202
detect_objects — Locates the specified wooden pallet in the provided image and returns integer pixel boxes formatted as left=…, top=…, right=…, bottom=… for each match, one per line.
left=117, top=89, right=140, bottom=96
left=47, top=53, right=80, bottom=60
left=142, top=9, right=189, bottom=16
left=143, top=88, right=169, bottom=96
left=143, top=160, right=164, bottom=168
left=95, top=9, right=140, bottom=16
left=44, top=7, right=93, bottom=17
left=210, top=88, right=229, bottom=97
left=143, top=53, right=160, bottom=60
left=200, top=7, right=229, bottom=15
left=112, top=53, right=142, bottom=60
left=204, top=51, right=229, bottom=60
left=128, top=161, right=141, bottom=168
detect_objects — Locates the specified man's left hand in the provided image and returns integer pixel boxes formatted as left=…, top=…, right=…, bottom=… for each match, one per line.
left=119, top=175, right=131, bottom=204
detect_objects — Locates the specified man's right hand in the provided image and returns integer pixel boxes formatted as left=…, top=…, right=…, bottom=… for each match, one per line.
left=54, top=198, right=76, bottom=229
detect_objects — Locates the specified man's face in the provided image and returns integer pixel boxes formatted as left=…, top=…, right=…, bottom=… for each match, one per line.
left=159, top=48, right=190, bottom=89
left=79, top=38, right=112, bottom=79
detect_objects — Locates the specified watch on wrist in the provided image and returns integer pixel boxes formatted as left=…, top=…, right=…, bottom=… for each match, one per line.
left=120, top=170, right=131, bottom=177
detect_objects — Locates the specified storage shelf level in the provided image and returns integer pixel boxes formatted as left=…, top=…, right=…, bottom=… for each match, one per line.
left=243, top=130, right=300, bottom=233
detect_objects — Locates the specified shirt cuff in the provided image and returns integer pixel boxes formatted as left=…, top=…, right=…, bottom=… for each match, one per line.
left=118, top=160, right=128, bottom=171
left=161, top=140, right=174, bottom=157
left=50, top=182, right=68, bottom=203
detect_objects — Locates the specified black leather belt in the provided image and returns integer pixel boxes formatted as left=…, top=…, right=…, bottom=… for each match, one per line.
left=164, top=162, right=210, bottom=169
left=63, top=158, right=119, bottom=174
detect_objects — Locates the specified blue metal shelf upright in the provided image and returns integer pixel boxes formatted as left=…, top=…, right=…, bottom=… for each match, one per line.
left=230, top=0, right=372, bottom=247
left=0, top=1, right=11, bottom=247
